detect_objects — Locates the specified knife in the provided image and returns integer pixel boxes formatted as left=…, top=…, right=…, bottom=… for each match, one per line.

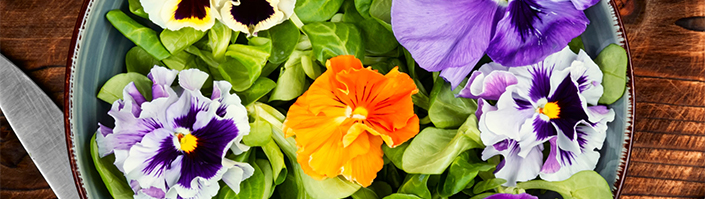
left=0, top=54, right=80, bottom=198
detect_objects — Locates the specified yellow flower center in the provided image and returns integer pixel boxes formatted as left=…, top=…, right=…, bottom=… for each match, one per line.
left=352, top=107, right=368, bottom=119
left=538, top=102, right=561, bottom=119
left=346, top=106, right=369, bottom=120
left=177, top=133, right=198, bottom=153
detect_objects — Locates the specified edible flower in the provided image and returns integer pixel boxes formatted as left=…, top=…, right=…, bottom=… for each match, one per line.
left=96, top=66, right=253, bottom=198
left=391, top=0, right=598, bottom=88
left=467, top=47, right=615, bottom=185
left=283, top=55, right=419, bottom=187
left=141, top=0, right=221, bottom=31
left=218, top=0, right=296, bottom=35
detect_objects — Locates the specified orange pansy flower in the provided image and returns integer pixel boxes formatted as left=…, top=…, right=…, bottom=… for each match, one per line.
left=283, top=55, right=420, bottom=187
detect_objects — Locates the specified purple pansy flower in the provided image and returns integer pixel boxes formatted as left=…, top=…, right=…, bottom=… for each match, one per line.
left=96, top=66, right=253, bottom=198
left=391, top=0, right=598, bottom=88
left=470, top=47, right=614, bottom=185
left=486, top=193, right=539, bottom=199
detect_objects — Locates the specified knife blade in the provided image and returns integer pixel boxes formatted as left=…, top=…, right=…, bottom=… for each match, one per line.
left=0, top=54, right=80, bottom=199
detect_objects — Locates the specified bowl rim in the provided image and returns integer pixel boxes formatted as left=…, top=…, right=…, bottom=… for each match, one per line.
left=64, top=0, right=94, bottom=197
left=63, top=0, right=636, bottom=198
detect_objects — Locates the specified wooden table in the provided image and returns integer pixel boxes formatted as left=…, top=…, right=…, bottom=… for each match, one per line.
left=1, top=0, right=704, bottom=198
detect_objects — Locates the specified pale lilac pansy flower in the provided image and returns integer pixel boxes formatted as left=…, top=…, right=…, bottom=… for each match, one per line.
left=391, top=0, right=599, bottom=88
left=96, top=66, right=254, bottom=198
left=468, top=47, right=615, bottom=185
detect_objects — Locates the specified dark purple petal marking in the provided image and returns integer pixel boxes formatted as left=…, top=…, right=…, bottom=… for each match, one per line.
left=577, top=76, right=590, bottom=92
left=174, top=98, right=209, bottom=130
left=178, top=118, right=240, bottom=188
left=533, top=116, right=556, bottom=140
left=528, top=65, right=552, bottom=102
left=576, top=130, right=588, bottom=150
left=548, top=76, right=588, bottom=141
left=143, top=136, right=180, bottom=176
left=495, top=159, right=505, bottom=174
left=174, top=0, right=210, bottom=20
left=515, top=98, right=533, bottom=110
left=559, top=149, right=575, bottom=166
left=229, top=0, right=276, bottom=26
left=216, top=104, right=227, bottom=118
left=493, top=139, right=510, bottom=151
left=508, top=0, right=544, bottom=42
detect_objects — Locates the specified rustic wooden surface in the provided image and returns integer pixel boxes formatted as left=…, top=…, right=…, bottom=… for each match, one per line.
left=0, top=0, right=704, bottom=198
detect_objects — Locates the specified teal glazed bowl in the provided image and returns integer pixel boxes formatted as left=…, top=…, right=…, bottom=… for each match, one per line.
left=64, top=0, right=635, bottom=198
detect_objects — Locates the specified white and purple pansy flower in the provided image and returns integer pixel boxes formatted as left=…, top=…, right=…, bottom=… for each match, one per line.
left=467, top=47, right=615, bottom=185
left=391, top=0, right=598, bottom=88
left=96, top=66, right=254, bottom=198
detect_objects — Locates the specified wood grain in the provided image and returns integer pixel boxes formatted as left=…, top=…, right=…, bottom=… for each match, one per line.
left=0, top=0, right=80, bottom=198
left=1, top=0, right=704, bottom=198
left=618, top=0, right=705, bottom=198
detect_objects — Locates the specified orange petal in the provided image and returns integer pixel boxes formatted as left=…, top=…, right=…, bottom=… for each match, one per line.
left=342, top=135, right=384, bottom=187
left=297, top=150, right=326, bottom=180
left=307, top=127, right=348, bottom=177
left=326, top=55, right=364, bottom=74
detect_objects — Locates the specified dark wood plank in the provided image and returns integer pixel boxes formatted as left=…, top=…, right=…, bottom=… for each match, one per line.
left=619, top=0, right=705, bottom=82
left=621, top=177, right=705, bottom=198
left=634, top=76, right=705, bottom=107
left=633, top=131, right=705, bottom=152
left=627, top=161, right=705, bottom=183
left=0, top=0, right=81, bottom=197
left=635, top=118, right=705, bottom=136
left=619, top=0, right=705, bottom=197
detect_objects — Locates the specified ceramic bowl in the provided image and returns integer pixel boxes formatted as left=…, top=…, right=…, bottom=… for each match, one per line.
left=64, top=0, right=635, bottom=198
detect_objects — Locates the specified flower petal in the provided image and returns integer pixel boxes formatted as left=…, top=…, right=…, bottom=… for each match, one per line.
left=487, top=0, right=589, bottom=66
left=484, top=88, right=535, bottom=140
left=392, top=0, right=502, bottom=81
left=148, top=66, right=179, bottom=99
left=569, top=0, right=600, bottom=10
left=458, top=63, right=518, bottom=100
left=124, top=128, right=179, bottom=191
left=220, top=0, right=286, bottom=35
left=178, top=69, right=210, bottom=92
left=517, top=114, right=556, bottom=158
left=161, top=0, right=217, bottom=31
left=341, top=136, right=384, bottom=187
left=439, top=63, right=476, bottom=90
left=124, top=82, right=147, bottom=107
left=482, top=139, right=542, bottom=186
left=548, top=73, right=590, bottom=153
left=570, top=49, right=604, bottom=105
left=539, top=137, right=599, bottom=181
left=166, top=91, right=212, bottom=130
left=221, top=159, right=255, bottom=194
